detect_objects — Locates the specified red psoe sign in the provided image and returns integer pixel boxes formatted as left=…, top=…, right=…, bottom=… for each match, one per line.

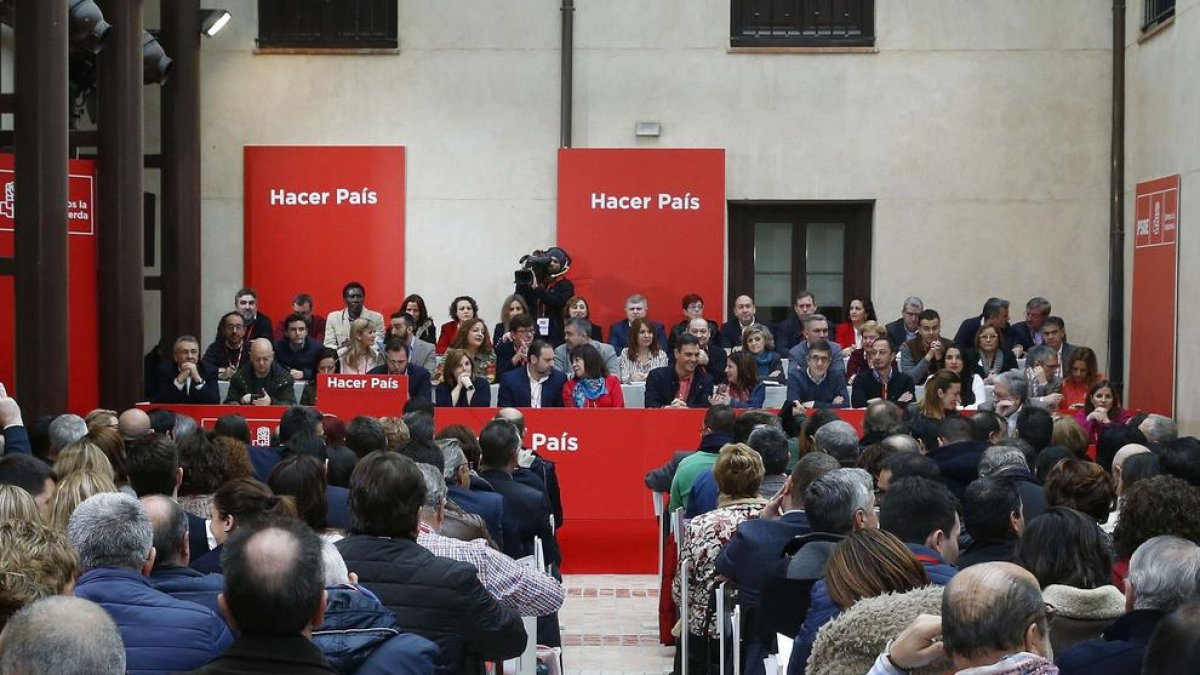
left=1129, top=175, right=1180, bottom=416
left=244, top=146, right=406, bottom=324
left=556, top=149, right=726, bottom=334
left=0, top=154, right=100, bottom=413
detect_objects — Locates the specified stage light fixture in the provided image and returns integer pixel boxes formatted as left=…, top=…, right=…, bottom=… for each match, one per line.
left=142, top=30, right=173, bottom=85
left=68, top=0, right=112, bottom=54
left=199, top=9, right=231, bottom=38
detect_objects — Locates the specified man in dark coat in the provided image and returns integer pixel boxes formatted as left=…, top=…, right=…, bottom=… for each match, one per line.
left=366, top=337, right=433, bottom=402
left=645, top=334, right=714, bottom=408
left=225, top=338, right=296, bottom=405
left=153, top=336, right=220, bottom=404
left=336, top=452, right=526, bottom=675
left=477, top=420, right=561, bottom=566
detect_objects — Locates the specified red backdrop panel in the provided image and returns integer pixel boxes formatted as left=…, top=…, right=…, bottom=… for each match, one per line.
left=0, top=155, right=99, bottom=413
left=244, top=146, right=405, bottom=323
left=1130, top=175, right=1180, bottom=416
left=556, top=148, right=726, bottom=336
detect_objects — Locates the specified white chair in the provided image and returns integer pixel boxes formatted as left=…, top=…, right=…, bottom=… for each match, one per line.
left=653, top=492, right=667, bottom=579
left=776, top=633, right=793, bottom=674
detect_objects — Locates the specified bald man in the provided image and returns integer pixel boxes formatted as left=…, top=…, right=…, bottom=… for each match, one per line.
left=1112, top=444, right=1152, bottom=497
left=870, top=562, right=1055, bottom=674
left=224, top=338, right=296, bottom=405
left=118, top=408, right=153, bottom=442
left=718, top=294, right=768, bottom=349
left=0, top=596, right=126, bottom=675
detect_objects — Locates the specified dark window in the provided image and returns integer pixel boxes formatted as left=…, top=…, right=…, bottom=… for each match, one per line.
left=731, top=0, right=875, bottom=48
left=727, top=202, right=873, bottom=326
left=1143, top=0, right=1175, bottom=30
left=258, top=0, right=398, bottom=49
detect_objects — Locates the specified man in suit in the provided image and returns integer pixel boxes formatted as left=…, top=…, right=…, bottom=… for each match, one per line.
left=498, top=340, right=567, bottom=408
left=669, top=317, right=728, bottom=385
left=440, top=437, right=508, bottom=548
left=1040, top=316, right=1075, bottom=379
left=718, top=294, right=769, bottom=349
left=775, top=290, right=819, bottom=356
left=1024, top=344, right=1064, bottom=409
left=850, top=337, right=915, bottom=408
left=885, top=296, right=924, bottom=349
left=378, top=311, right=436, bottom=373
left=153, top=336, right=220, bottom=404
left=142, top=495, right=224, bottom=615
left=476, top=420, right=560, bottom=566
left=274, top=313, right=323, bottom=381
left=645, top=334, right=715, bottom=409
left=1009, top=297, right=1052, bottom=353
left=553, top=318, right=619, bottom=375
left=608, top=294, right=668, bottom=352
left=953, top=297, right=1019, bottom=356
left=367, top=337, right=433, bottom=402
left=787, top=314, right=845, bottom=381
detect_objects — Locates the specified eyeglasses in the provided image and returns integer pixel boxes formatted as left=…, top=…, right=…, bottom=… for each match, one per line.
left=687, top=303, right=704, bottom=311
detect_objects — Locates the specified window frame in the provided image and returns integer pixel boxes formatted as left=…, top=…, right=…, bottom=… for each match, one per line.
left=1142, top=0, right=1175, bottom=32
left=730, top=0, right=876, bottom=49
left=256, top=0, right=399, bottom=51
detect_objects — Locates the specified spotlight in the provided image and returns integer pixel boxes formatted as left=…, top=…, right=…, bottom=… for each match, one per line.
left=142, top=31, right=172, bottom=85
left=68, top=0, right=112, bottom=54
left=199, top=9, right=231, bottom=38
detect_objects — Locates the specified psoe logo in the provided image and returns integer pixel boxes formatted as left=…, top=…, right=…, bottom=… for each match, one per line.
left=531, top=432, right=579, bottom=452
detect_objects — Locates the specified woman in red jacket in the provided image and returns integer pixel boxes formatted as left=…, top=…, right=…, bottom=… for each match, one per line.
left=563, top=343, right=624, bottom=408
left=834, top=296, right=876, bottom=350
left=435, top=295, right=478, bottom=354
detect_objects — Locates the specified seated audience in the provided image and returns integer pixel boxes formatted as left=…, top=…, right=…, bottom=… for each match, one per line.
left=968, top=323, right=1018, bottom=384
left=153, top=336, right=220, bottom=404
left=0, top=596, right=127, bottom=675
left=957, top=477, right=1023, bottom=568
left=906, top=369, right=961, bottom=449
left=1024, top=344, right=1065, bottom=409
left=402, top=293, right=438, bottom=345
left=436, top=295, right=479, bottom=355
left=1013, top=507, right=1124, bottom=654
left=225, top=338, right=296, bottom=405
left=787, top=314, right=845, bottom=380
left=497, top=340, right=566, bottom=408
left=477, top=421, right=559, bottom=563
left=774, top=290, right=819, bottom=355
left=48, top=469, right=117, bottom=532
left=337, top=317, right=385, bottom=375
left=435, top=348, right=491, bottom=407
left=787, top=339, right=848, bottom=410
left=191, top=478, right=297, bottom=574
left=323, top=282, right=384, bottom=352
left=885, top=296, right=924, bottom=349
left=300, top=347, right=339, bottom=406
left=232, top=287, right=272, bottom=343
left=202, top=311, right=249, bottom=381
left=813, top=421, right=862, bottom=467
left=367, top=338, right=434, bottom=402
left=493, top=293, right=530, bottom=345
left=438, top=438, right=507, bottom=548
left=1041, top=315, right=1076, bottom=378
left=272, top=292, right=326, bottom=343
left=672, top=316, right=728, bottom=385
left=273, top=313, right=323, bottom=381
left=1074, top=380, right=1131, bottom=445
left=741, top=323, right=783, bottom=382
left=806, top=584, right=945, bottom=675
left=1061, top=346, right=1102, bottom=409
left=1044, top=459, right=1113, bottom=525
left=1138, top=413, right=1178, bottom=446
left=719, top=294, right=768, bottom=349
left=952, top=297, right=1017, bottom=353
left=140, top=494, right=223, bottom=615
left=553, top=318, right=619, bottom=376
left=1105, top=445, right=1158, bottom=533
left=1111, top=474, right=1200, bottom=589
left=851, top=338, right=915, bottom=409
left=667, top=293, right=719, bottom=351
left=686, top=424, right=791, bottom=517
left=381, top=310, right=437, bottom=372
left=617, top=317, right=669, bottom=384
left=899, top=309, right=949, bottom=383
left=925, top=416, right=988, bottom=500
left=449, top=317, right=497, bottom=383
left=563, top=343, right=624, bottom=408
left=943, top=343, right=985, bottom=408
left=845, top=321, right=886, bottom=384
left=68, top=492, right=232, bottom=673
left=0, top=519, right=79, bottom=632
left=562, top=295, right=604, bottom=342
left=673, top=443, right=766, bottom=674
left=267, top=455, right=343, bottom=541
left=645, top=334, right=715, bottom=409
left=834, top=296, right=876, bottom=350
left=1009, top=296, right=1051, bottom=351
left=874, top=452, right=941, bottom=503
left=494, top=313, right=537, bottom=378
left=704, top=353, right=759, bottom=409
left=609, top=294, right=668, bottom=353
left=978, top=444, right=1048, bottom=522
left=870, top=562, right=1053, bottom=674
left=1064, top=537, right=1200, bottom=675
left=649, top=405, right=734, bottom=508
left=335, top=451, right=527, bottom=674
left=985, top=370, right=1030, bottom=433
left=877, top=477, right=960, bottom=582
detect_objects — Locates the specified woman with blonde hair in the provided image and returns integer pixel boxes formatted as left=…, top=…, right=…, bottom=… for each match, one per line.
left=47, top=470, right=118, bottom=532
left=338, top=317, right=385, bottom=374
left=52, top=440, right=115, bottom=484
left=674, top=443, right=766, bottom=672
left=493, top=294, right=530, bottom=345
left=845, top=322, right=887, bottom=383
left=0, top=484, right=42, bottom=524
left=1051, top=415, right=1090, bottom=457
left=741, top=323, right=783, bottom=381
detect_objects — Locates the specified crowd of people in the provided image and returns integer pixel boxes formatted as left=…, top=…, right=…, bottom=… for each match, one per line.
left=0, top=389, right=566, bottom=674
left=648, top=399, right=1200, bottom=675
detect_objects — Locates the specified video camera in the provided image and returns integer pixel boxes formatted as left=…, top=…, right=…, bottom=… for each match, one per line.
left=515, top=247, right=570, bottom=287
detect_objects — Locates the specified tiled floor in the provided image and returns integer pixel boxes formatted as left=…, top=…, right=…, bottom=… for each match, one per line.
left=559, top=574, right=675, bottom=675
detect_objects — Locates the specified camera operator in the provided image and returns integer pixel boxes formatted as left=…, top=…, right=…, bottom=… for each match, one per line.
left=515, top=247, right=574, bottom=346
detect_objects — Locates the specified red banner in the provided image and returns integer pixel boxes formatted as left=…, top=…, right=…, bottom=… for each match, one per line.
left=244, top=146, right=406, bottom=323
left=1130, top=175, right=1180, bottom=416
left=316, top=373, right=409, bottom=418
left=0, top=155, right=100, bottom=413
left=557, top=148, right=726, bottom=335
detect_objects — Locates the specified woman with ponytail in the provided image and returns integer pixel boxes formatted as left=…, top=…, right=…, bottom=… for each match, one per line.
left=190, top=477, right=297, bottom=574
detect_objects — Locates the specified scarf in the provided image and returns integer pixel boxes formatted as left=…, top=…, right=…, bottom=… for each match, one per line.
left=571, top=377, right=608, bottom=408
left=957, top=653, right=1058, bottom=675
left=752, top=351, right=775, bottom=374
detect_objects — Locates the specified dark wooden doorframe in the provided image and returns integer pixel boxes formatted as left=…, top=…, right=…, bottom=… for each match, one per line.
left=727, top=201, right=873, bottom=325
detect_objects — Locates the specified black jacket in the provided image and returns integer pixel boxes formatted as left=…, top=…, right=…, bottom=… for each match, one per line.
left=850, top=368, right=915, bottom=409
left=927, top=439, right=989, bottom=500
left=152, top=361, right=221, bottom=404
left=993, top=466, right=1049, bottom=523
left=644, top=365, right=715, bottom=408
left=336, top=534, right=526, bottom=675
left=1057, top=609, right=1168, bottom=675
left=955, top=536, right=1018, bottom=569
left=225, top=361, right=296, bottom=405
left=478, top=468, right=561, bottom=566
left=275, top=336, right=324, bottom=380
left=182, top=633, right=336, bottom=675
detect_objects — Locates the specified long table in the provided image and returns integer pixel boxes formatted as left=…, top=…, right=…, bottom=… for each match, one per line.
left=139, top=403, right=864, bottom=573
